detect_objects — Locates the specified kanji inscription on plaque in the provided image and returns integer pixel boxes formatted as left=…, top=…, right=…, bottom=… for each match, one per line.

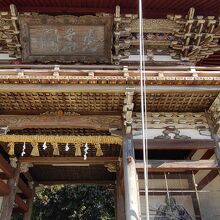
left=19, top=15, right=112, bottom=63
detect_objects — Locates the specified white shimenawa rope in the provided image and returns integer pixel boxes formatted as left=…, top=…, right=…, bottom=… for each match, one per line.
left=139, top=0, right=150, bottom=219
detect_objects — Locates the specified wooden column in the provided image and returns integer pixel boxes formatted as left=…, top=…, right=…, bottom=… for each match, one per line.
left=116, top=161, right=125, bottom=220
left=123, top=134, right=140, bottom=220
left=0, top=162, right=20, bottom=220
left=23, top=185, right=35, bottom=220
left=0, top=197, right=3, bottom=217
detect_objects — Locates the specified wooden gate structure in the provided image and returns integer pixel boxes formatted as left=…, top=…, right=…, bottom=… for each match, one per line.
left=0, top=1, right=220, bottom=219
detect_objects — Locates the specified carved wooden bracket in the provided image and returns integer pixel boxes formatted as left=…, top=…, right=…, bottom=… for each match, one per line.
left=0, top=4, right=21, bottom=58
left=208, top=93, right=220, bottom=134
left=123, top=88, right=134, bottom=134
left=168, top=8, right=220, bottom=63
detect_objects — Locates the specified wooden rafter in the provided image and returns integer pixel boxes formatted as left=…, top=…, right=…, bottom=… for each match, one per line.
left=197, top=170, right=219, bottom=190
left=0, top=179, right=10, bottom=196
left=19, top=156, right=120, bottom=165
left=15, top=194, right=28, bottom=213
left=134, top=139, right=215, bottom=150
left=0, top=84, right=219, bottom=93
left=0, top=154, right=14, bottom=178
left=136, top=160, right=219, bottom=172
left=18, top=178, right=32, bottom=199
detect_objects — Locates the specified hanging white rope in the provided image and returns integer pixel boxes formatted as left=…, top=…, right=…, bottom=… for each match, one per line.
left=138, top=0, right=150, bottom=219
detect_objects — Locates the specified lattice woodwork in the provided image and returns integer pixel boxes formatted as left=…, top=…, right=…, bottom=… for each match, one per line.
left=168, top=8, right=220, bottom=63
left=0, top=4, right=21, bottom=58
left=134, top=92, right=218, bottom=112
left=0, top=92, right=217, bottom=113
left=0, top=92, right=125, bottom=113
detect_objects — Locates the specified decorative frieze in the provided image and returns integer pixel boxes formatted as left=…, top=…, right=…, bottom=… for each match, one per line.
left=208, top=93, right=220, bottom=134
left=132, top=112, right=211, bottom=140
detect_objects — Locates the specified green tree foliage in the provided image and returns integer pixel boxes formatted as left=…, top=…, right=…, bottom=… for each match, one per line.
left=12, top=185, right=115, bottom=220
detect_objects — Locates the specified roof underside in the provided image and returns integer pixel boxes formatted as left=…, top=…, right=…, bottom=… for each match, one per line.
left=0, top=0, right=219, bottom=18
left=1, top=1, right=220, bottom=66
left=29, top=165, right=116, bottom=183
left=0, top=91, right=218, bottom=114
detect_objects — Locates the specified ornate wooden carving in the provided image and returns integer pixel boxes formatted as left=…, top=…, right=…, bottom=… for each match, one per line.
left=168, top=8, right=220, bottom=63
left=133, top=112, right=209, bottom=129
left=0, top=115, right=122, bottom=130
left=132, top=112, right=212, bottom=140
left=130, top=19, right=180, bottom=33
left=208, top=93, right=220, bottom=134
left=154, top=126, right=191, bottom=140
left=19, top=14, right=113, bottom=63
left=113, top=6, right=220, bottom=64
left=123, top=88, right=134, bottom=134
left=113, top=6, right=135, bottom=63
left=0, top=4, right=21, bottom=58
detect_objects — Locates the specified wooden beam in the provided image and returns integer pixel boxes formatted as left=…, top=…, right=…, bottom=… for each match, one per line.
left=0, top=155, right=32, bottom=199
left=197, top=170, right=219, bottom=190
left=116, top=161, right=125, bottom=220
left=139, top=172, right=191, bottom=179
left=0, top=155, right=14, bottom=178
left=19, top=157, right=119, bottom=165
left=15, top=195, right=28, bottom=213
left=18, top=179, right=32, bottom=199
left=0, top=115, right=122, bottom=130
left=123, top=134, right=140, bottom=220
left=23, top=186, right=34, bottom=220
left=136, top=160, right=219, bottom=172
left=0, top=84, right=219, bottom=93
left=200, top=149, right=215, bottom=159
left=187, top=175, right=202, bottom=217
left=0, top=172, right=9, bottom=180
left=0, top=179, right=10, bottom=196
left=0, top=163, right=20, bottom=220
left=134, top=139, right=215, bottom=150
left=36, top=180, right=115, bottom=185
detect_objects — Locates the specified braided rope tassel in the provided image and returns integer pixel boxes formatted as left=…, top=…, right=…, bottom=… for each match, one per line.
left=95, top=143, right=103, bottom=157
left=52, top=143, right=60, bottom=156
left=8, top=142, right=14, bottom=156
left=74, top=143, right=82, bottom=156
left=31, top=142, right=39, bottom=156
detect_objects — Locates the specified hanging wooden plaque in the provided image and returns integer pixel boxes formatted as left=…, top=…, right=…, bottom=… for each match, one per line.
left=19, top=15, right=113, bottom=63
